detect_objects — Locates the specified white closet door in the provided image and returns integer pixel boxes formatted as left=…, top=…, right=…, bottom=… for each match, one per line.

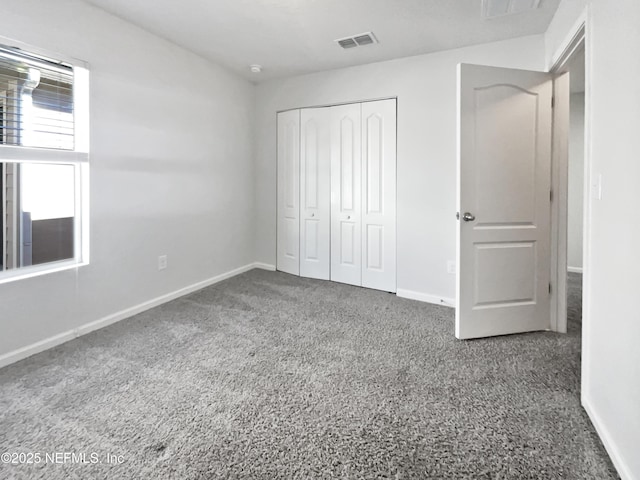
left=300, top=108, right=331, bottom=280
left=276, top=109, right=300, bottom=275
left=361, top=99, right=397, bottom=292
left=330, top=103, right=362, bottom=286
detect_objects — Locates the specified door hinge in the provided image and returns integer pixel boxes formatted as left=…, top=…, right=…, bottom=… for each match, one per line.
left=550, top=190, right=553, bottom=202
left=549, top=283, right=552, bottom=294
left=551, top=96, right=555, bottom=108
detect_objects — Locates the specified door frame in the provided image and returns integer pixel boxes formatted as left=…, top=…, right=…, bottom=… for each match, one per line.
left=549, top=14, right=588, bottom=334
left=551, top=8, right=633, bottom=478
left=548, top=7, right=591, bottom=356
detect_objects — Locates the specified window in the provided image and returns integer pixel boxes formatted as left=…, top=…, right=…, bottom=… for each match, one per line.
left=0, top=39, right=89, bottom=283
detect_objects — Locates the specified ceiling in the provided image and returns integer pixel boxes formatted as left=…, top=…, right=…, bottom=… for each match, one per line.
left=83, top=0, right=562, bottom=83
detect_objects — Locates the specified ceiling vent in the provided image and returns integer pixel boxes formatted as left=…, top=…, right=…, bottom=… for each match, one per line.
left=482, top=0, right=541, bottom=19
left=335, top=32, right=378, bottom=50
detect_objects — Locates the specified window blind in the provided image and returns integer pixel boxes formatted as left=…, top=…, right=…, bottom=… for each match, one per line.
left=0, top=44, right=74, bottom=151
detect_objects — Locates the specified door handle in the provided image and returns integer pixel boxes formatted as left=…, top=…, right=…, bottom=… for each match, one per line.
left=310, top=213, right=315, bottom=217
left=462, top=212, right=475, bottom=222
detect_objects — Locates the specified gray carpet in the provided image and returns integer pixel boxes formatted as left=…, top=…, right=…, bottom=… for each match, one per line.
left=0, top=270, right=618, bottom=479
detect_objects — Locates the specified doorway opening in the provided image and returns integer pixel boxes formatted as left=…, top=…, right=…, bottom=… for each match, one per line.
left=548, top=23, right=588, bottom=343
left=564, top=44, right=586, bottom=336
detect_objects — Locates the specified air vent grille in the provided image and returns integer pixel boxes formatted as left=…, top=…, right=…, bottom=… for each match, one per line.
left=353, top=35, right=374, bottom=46
left=335, top=32, right=378, bottom=49
left=482, top=0, right=541, bottom=19
left=338, top=38, right=358, bottom=49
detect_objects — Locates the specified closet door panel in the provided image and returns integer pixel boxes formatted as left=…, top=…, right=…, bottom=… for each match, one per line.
left=331, top=103, right=362, bottom=286
left=277, top=110, right=300, bottom=275
left=300, top=108, right=331, bottom=280
left=361, top=99, right=397, bottom=292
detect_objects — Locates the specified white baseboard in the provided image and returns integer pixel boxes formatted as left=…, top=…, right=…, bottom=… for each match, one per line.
left=583, top=394, right=635, bottom=480
left=0, top=262, right=266, bottom=369
left=568, top=266, right=584, bottom=274
left=396, top=289, right=455, bottom=308
left=254, top=262, right=276, bottom=271
left=0, top=330, right=81, bottom=371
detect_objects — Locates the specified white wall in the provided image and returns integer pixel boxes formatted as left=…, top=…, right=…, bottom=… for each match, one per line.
left=568, top=92, right=584, bottom=270
left=255, top=35, right=546, bottom=302
left=547, top=2, right=640, bottom=479
left=0, top=0, right=255, bottom=360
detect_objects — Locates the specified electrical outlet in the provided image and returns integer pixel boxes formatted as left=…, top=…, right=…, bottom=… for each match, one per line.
left=447, top=260, right=456, bottom=275
left=158, top=255, right=168, bottom=271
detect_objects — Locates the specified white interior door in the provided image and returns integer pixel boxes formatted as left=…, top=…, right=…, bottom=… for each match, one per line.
left=330, top=103, right=362, bottom=286
left=456, top=63, right=553, bottom=339
left=276, top=109, right=300, bottom=275
left=361, top=99, right=397, bottom=292
left=300, top=107, right=330, bottom=280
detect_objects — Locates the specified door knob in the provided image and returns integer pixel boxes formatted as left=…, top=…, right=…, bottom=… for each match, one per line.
left=462, top=212, right=475, bottom=222
left=347, top=215, right=351, bottom=220
left=310, top=213, right=315, bottom=217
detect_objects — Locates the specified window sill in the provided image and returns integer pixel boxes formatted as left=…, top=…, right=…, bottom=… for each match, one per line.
left=0, top=259, right=88, bottom=285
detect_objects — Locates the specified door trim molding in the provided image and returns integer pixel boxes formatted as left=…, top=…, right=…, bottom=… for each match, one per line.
left=547, top=11, right=587, bottom=72
left=549, top=72, right=570, bottom=334
left=276, top=96, right=398, bottom=114
left=548, top=24, right=586, bottom=73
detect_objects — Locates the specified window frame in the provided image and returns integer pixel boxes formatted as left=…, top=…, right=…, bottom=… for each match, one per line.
left=0, top=35, right=89, bottom=285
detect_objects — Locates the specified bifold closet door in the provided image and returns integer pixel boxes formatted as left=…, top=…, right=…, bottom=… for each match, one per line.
left=276, top=109, right=300, bottom=275
left=278, top=101, right=396, bottom=290
left=361, top=99, right=397, bottom=292
left=300, top=108, right=331, bottom=280
left=330, top=103, right=362, bottom=286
